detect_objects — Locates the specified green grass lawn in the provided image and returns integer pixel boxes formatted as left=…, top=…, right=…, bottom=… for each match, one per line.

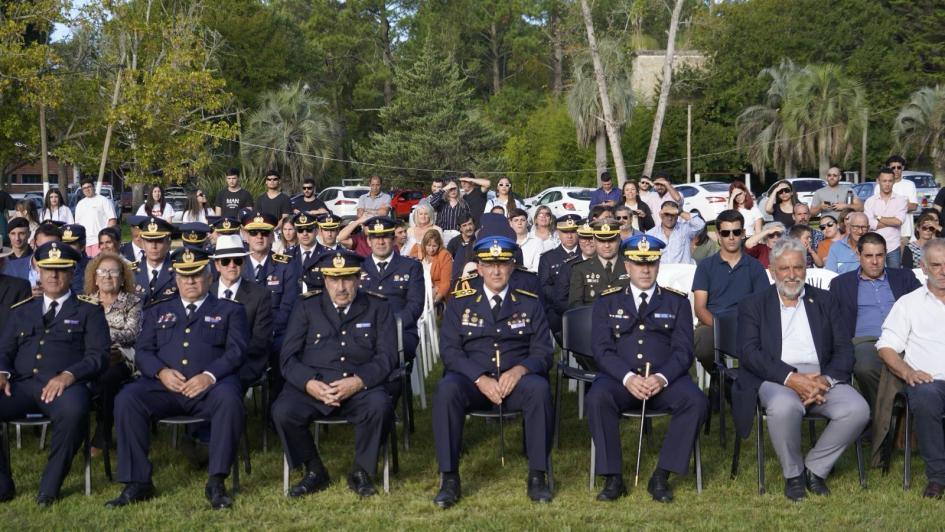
left=3, top=362, right=938, bottom=530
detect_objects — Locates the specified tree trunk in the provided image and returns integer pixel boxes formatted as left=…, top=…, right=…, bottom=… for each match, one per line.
left=39, top=103, right=49, bottom=195
left=595, top=133, right=608, bottom=183
left=549, top=4, right=563, bottom=97
left=98, top=70, right=123, bottom=190
left=818, top=135, right=830, bottom=178
left=380, top=3, right=394, bottom=106
left=579, top=0, right=628, bottom=186
left=491, top=22, right=501, bottom=95
left=642, top=0, right=684, bottom=179
left=784, top=158, right=795, bottom=180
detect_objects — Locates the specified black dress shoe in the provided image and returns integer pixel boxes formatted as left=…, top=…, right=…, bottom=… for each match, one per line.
left=205, top=482, right=233, bottom=510
left=347, top=468, right=377, bottom=497
left=36, top=493, right=57, bottom=507
left=433, top=474, right=461, bottom=509
left=0, top=477, right=14, bottom=503
left=527, top=472, right=553, bottom=503
left=923, top=481, right=945, bottom=499
left=288, top=469, right=331, bottom=498
left=784, top=475, right=806, bottom=501
left=105, top=483, right=155, bottom=508
left=805, top=469, right=830, bottom=496
left=647, top=473, right=674, bottom=503
left=596, top=475, right=627, bottom=502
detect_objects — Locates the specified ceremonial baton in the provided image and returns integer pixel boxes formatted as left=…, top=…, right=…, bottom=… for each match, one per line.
left=496, top=348, right=506, bottom=467
left=634, top=362, right=652, bottom=487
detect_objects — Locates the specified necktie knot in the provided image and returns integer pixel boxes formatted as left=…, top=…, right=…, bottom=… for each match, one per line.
left=186, top=303, right=197, bottom=317
left=336, top=305, right=346, bottom=319
left=224, top=289, right=233, bottom=300
left=378, top=261, right=388, bottom=274
left=638, top=292, right=649, bottom=316
left=43, top=300, right=58, bottom=326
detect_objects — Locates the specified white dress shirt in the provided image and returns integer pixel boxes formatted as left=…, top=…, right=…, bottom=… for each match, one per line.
left=877, top=286, right=945, bottom=380
left=779, top=290, right=820, bottom=369
left=43, top=290, right=72, bottom=316
left=217, top=278, right=241, bottom=300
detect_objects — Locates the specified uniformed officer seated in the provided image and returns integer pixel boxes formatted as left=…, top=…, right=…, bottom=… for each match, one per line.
left=537, top=213, right=582, bottom=338
left=209, top=216, right=242, bottom=247
left=273, top=249, right=396, bottom=498
left=132, top=217, right=177, bottom=305
left=106, top=247, right=249, bottom=510
left=179, top=222, right=212, bottom=251
left=586, top=234, right=707, bottom=503
left=0, top=241, right=109, bottom=506
left=568, top=219, right=625, bottom=308
left=291, top=212, right=320, bottom=291
left=432, top=236, right=554, bottom=509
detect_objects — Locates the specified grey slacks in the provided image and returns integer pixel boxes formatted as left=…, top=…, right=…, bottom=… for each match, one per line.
left=759, top=369, right=869, bottom=479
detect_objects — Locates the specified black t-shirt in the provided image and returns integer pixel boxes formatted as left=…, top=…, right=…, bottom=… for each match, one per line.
left=934, top=188, right=945, bottom=226
left=255, top=192, right=293, bottom=221
left=215, top=188, right=254, bottom=219
left=464, top=188, right=487, bottom=226
left=447, top=235, right=473, bottom=258
left=293, top=195, right=328, bottom=214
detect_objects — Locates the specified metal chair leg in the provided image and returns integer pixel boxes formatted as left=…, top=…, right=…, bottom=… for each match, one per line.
left=553, top=363, right=563, bottom=449
left=695, top=433, right=703, bottom=494
left=904, top=402, right=912, bottom=490
left=756, top=407, right=765, bottom=495
left=731, top=435, right=741, bottom=479
left=856, top=434, right=867, bottom=489
left=577, top=381, right=586, bottom=420
left=589, top=437, right=596, bottom=491
left=718, top=370, right=727, bottom=449
left=39, top=424, right=47, bottom=450
left=84, top=424, right=91, bottom=496
left=283, top=453, right=290, bottom=496
left=383, top=436, right=390, bottom=494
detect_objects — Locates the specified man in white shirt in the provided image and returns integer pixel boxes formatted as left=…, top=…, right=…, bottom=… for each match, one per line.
left=645, top=201, right=704, bottom=265
left=877, top=238, right=945, bottom=499
left=734, top=237, right=869, bottom=501
left=73, top=178, right=117, bottom=257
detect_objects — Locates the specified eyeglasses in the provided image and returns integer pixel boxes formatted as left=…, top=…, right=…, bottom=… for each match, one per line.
left=819, top=222, right=835, bottom=230
left=95, top=268, right=121, bottom=277
left=248, top=230, right=271, bottom=237
left=218, top=257, right=243, bottom=267
left=890, top=165, right=903, bottom=170
left=615, top=215, right=630, bottom=220
left=849, top=225, right=870, bottom=231
left=767, top=232, right=783, bottom=239
left=296, top=227, right=314, bottom=233
left=719, top=229, right=744, bottom=238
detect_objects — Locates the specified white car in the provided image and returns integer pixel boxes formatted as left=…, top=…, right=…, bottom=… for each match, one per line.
left=757, top=177, right=827, bottom=214
left=674, top=181, right=733, bottom=223
left=525, top=186, right=593, bottom=221
left=317, top=186, right=369, bottom=219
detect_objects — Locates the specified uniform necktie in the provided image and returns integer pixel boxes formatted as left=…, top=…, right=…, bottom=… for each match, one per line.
left=138, top=249, right=145, bottom=263
left=149, top=269, right=159, bottom=293
left=224, top=288, right=233, bottom=300
left=255, top=264, right=263, bottom=282
left=491, top=294, right=502, bottom=321
left=637, top=292, right=649, bottom=316
left=605, top=261, right=613, bottom=276
left=336, top=306, right=346, bottom=320
left=378, top=261, right=388, bottom=275
left=43, top=300, right=58, bottom=327
left=186, top=303, right=197, bottom=317
left=303, top=251, right=312, bottom=264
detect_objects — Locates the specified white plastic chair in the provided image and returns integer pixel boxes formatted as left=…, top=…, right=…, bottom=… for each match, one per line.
left=804, top=268, right=838, bottom=289
left=914, top=268, right=927, bottom=285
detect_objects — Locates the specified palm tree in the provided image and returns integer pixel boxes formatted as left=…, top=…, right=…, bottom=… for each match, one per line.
left=736, top=59, right=801, bottom=178
left=566, top=38, right=635, bottom=184
left=894, top=85, right=945, bottom=183
left=782, top=64, right=867, bottom=177
left=241, top=82, right=337, bottom=189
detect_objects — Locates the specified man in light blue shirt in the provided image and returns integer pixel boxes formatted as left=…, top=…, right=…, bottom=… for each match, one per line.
left=826, top=212, right=870, bottom=274
left=645, top=201, right=704, bottom=264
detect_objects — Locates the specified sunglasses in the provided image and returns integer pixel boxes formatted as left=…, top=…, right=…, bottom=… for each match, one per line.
left=219, top=257, right=243, bottom=267
left=768, top=232, right=783, bottom=239
left=920, top=226, right=937, bottom=232
left=266, top=177, right=279, bottom=181
left=248, top=230, right=271, bottom=237
left=778, top=189, right=793, bottom=194
left=661, top=212, right=679, bottom=217
left=819, top=222, right=836, bottom=230
left=890, top=165, right=903, bottom=170
left=296, top=227, right=315, bottom=233
left=197, top=193, right=205, bottom=197
left=615, top=215, right=630, bottom=220
left=719, top=229, right=744, bottom=238
left=302, top=186, right=313, bottom=190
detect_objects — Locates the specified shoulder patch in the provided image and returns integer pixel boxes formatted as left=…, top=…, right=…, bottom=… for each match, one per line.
left=514, top=288, right=538, bottom=299
left=364, top=290, right=388, bottom=300
left=129, top=261, right=139, bottom=270
left=10, top=295, right=38, bottom=309
left=601, top=286, right=623, bottom=297
left=301, top=289, right=323, bottom=299
left=77, top=294, right=101, bottom=305
left=272, top=253, right=291, bottom=264
left=661, top=286, right=688, bottom=298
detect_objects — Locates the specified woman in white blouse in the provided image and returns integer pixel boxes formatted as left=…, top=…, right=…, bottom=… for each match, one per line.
left=135, top=184, right=175, bottom=220
left=179, top=189, right=213, bottom=223
left=484, top=176, right=525, bottom=214
left=39, top=188, right=74, bottom=223
left=728, top=181, right=763, bottom=237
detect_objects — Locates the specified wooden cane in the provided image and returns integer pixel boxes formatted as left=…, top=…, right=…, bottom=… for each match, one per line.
left=634, top=362, right=652, bottom=487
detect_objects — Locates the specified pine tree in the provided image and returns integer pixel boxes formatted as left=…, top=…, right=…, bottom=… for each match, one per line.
left=362, top=38, right=504, bottom=181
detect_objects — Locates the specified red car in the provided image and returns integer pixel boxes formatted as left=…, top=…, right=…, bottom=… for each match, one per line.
left=390, top=189, right=426, bottom=219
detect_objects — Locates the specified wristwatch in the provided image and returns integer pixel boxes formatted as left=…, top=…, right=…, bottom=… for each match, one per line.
left=824, top=376, right=838, bottom=389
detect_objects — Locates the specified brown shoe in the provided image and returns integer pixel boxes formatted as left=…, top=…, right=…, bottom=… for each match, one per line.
left=923, top=481, right=945, bottom=499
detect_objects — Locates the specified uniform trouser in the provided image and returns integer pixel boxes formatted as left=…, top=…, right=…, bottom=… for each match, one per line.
left=92, top=361, right=132, bottom=449
left=851, top=336, right=882, bottom=410
left=694, top=323, right=715, bottom=375
left=114, top=378, right=244, bottom=484
left=272, top=385, right=391, bottom=476
left=758, top=372, right=869, bottom=479
left=905, top=381, right=945, bottom=484
left=586, top=374, right=707, bottom=476
left=432, top=371, right=552, bottom=473
left=0, top=378, right=90, bottom=496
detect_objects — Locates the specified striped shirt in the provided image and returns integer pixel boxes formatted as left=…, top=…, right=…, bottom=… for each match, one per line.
left=428, top=190, right=470, bottom=231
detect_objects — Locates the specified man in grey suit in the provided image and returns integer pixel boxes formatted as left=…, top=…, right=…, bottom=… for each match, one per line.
left=211, top=235, right=274, bottom=390
left=733, top=237, right=869, bottom=501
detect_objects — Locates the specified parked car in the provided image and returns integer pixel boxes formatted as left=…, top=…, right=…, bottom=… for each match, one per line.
left=853, top=182, right=874, bottom=203
left=317, top=186, right=369, bottom=220
left=10, top=192, right=44, bottom=212
left=165, top=187, right=188, bottom=223
left=674, top=181, right=733, bottom=223
left=525, top=186, right=593, bottom=221
left=902, top=171, right=939, bottom=210
left=390, top=189, right=426, bottom=219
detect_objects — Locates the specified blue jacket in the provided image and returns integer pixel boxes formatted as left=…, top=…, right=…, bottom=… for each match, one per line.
left=829, top=267, right=922, bottom=339
left=133, top=255, right=177, bottom=305
left=241, top=252, right=299, bottom=347
left=359, top=254, right=424, bottom=344
left=733, top=284, right=853, bottom=439
left=0, top=293, right=109, bottom=383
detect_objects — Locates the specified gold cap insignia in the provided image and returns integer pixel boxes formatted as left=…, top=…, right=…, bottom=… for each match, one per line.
left=182, top=249, right=195, bottom=264
left=601, top=224, right=611, bottom=232
left=254, top=215, right=264, bottom=224
left=222, top=219, right=232, bottom=229
left=332, top=254, right=346, bottom=269
left=63, top=229, right=73, bottom=239
left=565, top=219, right=575, bottom=227
left=490, top=240, right=502, bottom=257
left=48, top=245, right=61, bottom=260
left=374, top=222, right=384, bottom=232
left=299, top=215, right=308, bottom=223
left=187, top=231, right=198, bottom=240
left=638, top=238, right=650, bottom=252
left=148, top=221, right=158, bottom=233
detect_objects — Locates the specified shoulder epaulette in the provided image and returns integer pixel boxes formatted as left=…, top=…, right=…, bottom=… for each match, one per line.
left=451, top=277, right=477, bottom=298
left=601, top=286, right=623, bottom=297
left=129, top=261, right=140, bottom=270
left=661, top=286, right=688, bottom=298
left=301, top=289, right=322, bottom=299
left=564, top=254, right=583, bottom=263
left=161, top=287, right=178, bottom=296
left=364, top=290, right=388, bottom=300
left=272, top=253, right=291, bottom=264
left=10, top=295, right=38, bottom=309
left=145, top=295, right=176, bottom=308
left=77, top=294, right=100, bottom=305
left=514, top=288, right=538, bottom=299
